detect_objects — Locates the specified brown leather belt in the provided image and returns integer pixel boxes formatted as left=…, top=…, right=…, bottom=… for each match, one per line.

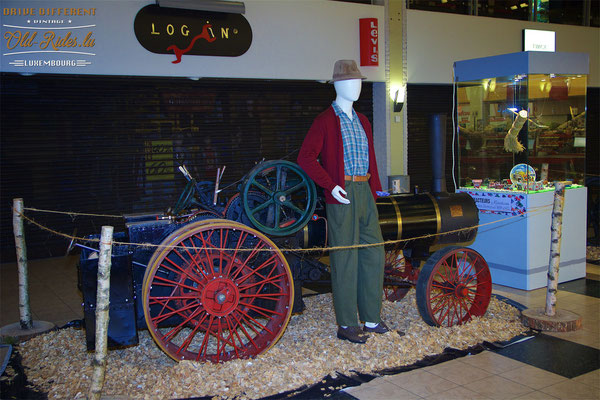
left=344, top=173, right=370, bottom=182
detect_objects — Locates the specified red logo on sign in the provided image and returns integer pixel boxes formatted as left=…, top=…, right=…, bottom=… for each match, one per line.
left=167, top=23, right=216, bottom=64
left=359, top=18, right=378, bottom=66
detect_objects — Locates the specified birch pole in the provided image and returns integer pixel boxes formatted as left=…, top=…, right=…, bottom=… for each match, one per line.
left=89, top=226, right=113, bottom=400
left=13, top=198, right=33, bottom=330
left=545, top=182, right=567, bottom=317
left=521, top=180, right=580, bottom=331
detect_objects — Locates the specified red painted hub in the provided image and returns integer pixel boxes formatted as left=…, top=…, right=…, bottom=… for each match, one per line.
left=454, top=283, right=469, bottom=298
left=201, top=276, right=239, bottom=316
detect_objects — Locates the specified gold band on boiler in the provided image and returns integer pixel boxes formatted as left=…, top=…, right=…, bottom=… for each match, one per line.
left=426, top=193, right=441, bottom=245
left=390, top=196, right=402, bottom=241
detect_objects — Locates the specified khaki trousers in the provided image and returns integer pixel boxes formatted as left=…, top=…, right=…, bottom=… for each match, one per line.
left=326, top=181, right=385, bottom=327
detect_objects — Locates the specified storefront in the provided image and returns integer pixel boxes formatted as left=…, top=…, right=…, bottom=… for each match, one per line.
left=0, top=0, right=386, bottom=260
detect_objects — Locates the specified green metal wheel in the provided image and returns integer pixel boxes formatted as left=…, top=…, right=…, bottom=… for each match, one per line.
left=241, top=160, right=316, bottom=236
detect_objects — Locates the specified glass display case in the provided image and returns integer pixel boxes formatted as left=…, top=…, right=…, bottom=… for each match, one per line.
left=454, top=52, right=589, bottom=193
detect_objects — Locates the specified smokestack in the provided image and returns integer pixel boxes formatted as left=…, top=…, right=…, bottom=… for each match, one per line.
left=429, top=114, right=447, bottom=193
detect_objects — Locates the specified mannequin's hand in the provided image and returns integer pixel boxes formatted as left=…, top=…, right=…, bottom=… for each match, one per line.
left=331, top=185, right=350, bottom=204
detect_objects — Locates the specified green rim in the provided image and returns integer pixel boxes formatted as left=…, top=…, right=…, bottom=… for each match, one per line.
left=241, top=160, right=316, bottom=236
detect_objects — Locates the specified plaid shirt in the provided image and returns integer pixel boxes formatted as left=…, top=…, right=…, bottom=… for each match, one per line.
left=332, top=101, right=369, bottom=176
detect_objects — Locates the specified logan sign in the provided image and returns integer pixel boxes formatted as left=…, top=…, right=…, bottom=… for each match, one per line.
left=134, top=5, right=252, bottom=64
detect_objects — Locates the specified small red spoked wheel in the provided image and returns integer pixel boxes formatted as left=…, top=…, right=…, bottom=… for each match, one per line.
left=384, top=285, right=411, bottom=302
left=383, top=248, right=415, bottom=302
left=142, top=219, right=294, bottom=362
left=416, top=246, right=492, bottom=327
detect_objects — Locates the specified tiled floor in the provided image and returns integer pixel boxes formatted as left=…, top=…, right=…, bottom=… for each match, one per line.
left=0, top=255, right=83, bottom=329
left=344, top=265, right=600, bottom=400
left=1, top=256, right=599, bottom=399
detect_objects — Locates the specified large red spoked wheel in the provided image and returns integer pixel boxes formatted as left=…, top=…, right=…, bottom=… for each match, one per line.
left=142, top=219, right=294, bottom=363
left=416, top=246, right=492, bottom=327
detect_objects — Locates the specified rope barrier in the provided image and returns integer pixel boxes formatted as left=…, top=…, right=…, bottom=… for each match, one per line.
left=14, top=203, right=553, bottom=255
left=24, top=207, right=123, bottom=219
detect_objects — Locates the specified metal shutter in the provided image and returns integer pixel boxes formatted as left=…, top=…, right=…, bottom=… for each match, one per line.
left=0, top=74, right=373, bottom=261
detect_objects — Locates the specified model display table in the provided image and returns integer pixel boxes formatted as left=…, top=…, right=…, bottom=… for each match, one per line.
left=454, top=52, right=589, bottom=189
left=458, top=186, right=587, bottom=290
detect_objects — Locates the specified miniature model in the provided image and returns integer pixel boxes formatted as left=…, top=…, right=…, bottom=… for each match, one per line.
left=297, top=60, right=390, bottom=344
left=77, top=61, right=492, bottom=360
left=78, top=153, right=491, bottom=362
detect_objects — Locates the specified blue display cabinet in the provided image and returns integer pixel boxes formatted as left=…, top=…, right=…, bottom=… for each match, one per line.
left=454, top=52, right=589, bottom=290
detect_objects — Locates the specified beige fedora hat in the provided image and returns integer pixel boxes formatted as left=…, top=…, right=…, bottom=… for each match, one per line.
left=329, top=60, right=367, bottom=83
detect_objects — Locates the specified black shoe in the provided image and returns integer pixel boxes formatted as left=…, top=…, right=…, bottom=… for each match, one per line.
left=337, top=326, right=368, bottom=344
left=363, top=321, right=406, bottom=336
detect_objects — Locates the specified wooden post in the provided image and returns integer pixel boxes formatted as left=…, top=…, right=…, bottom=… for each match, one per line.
left=521, top=181, right=580, bottom=331
left=89, top=226, right=113, bottom=400
left=13, top=198, right=33, bottom=330
left=545, top=182, right=567, bottom=317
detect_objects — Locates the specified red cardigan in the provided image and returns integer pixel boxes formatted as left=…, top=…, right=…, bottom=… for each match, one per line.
left=297, top=106, right=382, bottom=204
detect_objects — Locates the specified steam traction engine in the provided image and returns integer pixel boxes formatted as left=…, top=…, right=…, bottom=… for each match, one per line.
left=79, top=159, right=491, bottom=363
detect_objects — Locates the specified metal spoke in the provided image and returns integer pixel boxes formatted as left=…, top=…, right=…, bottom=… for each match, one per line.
left=250, top=198, right=275, bottom=215
left=282, top=181, right=306, bottom=196
left=250, top=179, right=273, bottom=197
left=282, top=200, right=304, bottom=215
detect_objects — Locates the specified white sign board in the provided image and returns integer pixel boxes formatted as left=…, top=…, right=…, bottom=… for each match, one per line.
left=471, top=193, right=512, bottom=213
left=523, top=29, right=555, bottom=52
left=458, top=188, right=528, bottom=216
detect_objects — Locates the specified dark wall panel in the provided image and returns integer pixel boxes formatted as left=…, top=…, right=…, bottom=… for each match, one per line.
left=0, top=74, right=373, bottom=261
left=406, top=84, right=457, bottom=193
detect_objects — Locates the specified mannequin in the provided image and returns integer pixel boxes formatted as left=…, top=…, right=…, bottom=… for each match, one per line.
left=329, top=78, right=363, bottom=205
left=297, top=60, right=397, bottom=344
left=334, top=79, right=362, bottom=118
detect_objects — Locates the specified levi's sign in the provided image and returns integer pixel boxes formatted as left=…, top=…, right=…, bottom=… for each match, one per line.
left=359, top=18, right=378, bottom=66
left=134, top=5, right=252, bottom=63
